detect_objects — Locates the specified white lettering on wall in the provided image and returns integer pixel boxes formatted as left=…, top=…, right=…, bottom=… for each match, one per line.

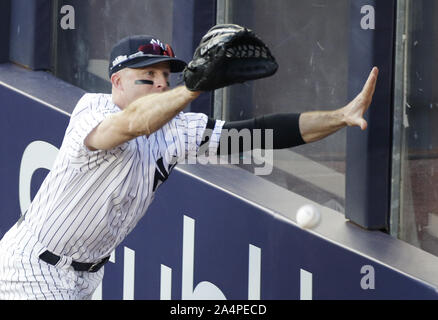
left=19, top=141, right=59, bottom=215
left=248, top=244, right=261, bottom=300
left=182, top=215, right=227, bottom=300
left=123, top=247, right=136, bottom=300
left=300, top=269, right=313, bottom=300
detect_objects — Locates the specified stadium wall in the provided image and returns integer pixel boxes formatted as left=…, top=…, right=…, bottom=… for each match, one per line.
left=1, top=65, right=438, bottom=299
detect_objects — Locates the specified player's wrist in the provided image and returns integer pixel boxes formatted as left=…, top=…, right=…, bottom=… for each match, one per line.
left=333, top=107, right=348, bottom=128
left=182, top=85, right=202, bottom=99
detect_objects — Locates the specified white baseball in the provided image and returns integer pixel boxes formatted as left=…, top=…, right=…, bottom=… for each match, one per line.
left=296, top=204, right=321, bottom=229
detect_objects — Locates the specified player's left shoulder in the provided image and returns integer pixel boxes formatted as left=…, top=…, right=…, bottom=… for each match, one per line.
left=90, top=93, right=120, bottom=114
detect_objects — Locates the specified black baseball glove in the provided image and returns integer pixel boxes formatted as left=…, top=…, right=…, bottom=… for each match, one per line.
left=183, top=24, right=279, bottom=91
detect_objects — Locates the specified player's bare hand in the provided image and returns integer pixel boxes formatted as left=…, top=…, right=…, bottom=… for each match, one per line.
left=341, top=67, right=379, bottom=130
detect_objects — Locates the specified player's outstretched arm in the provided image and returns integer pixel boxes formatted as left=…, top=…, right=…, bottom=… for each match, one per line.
left=299, top=67, right=379, bottom=143
left=85, top=86, right=201, bottom=151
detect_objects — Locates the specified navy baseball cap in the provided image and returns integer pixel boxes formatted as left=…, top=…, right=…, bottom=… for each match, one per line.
left=109, top=35, right=187, bottom=77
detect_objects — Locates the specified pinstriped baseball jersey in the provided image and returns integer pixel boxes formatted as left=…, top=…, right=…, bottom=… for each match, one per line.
left=0, top=92, right=224, bottom=298
left=0, top=221, right=103, bottom=299
left=25, top=93, right=224, bottom=261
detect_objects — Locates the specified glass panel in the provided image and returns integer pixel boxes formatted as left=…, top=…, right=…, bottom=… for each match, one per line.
left=398, top=0, right=438, bottom=255
left=53, top=0, right=174, bottom=93
left=218, top=0, right=350, bottom=212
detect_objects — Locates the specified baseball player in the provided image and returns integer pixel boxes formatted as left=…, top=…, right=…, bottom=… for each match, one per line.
left=0, top=25, right=378, bottom=300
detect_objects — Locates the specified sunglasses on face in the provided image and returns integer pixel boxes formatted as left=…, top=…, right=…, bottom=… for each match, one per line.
left=110, top=42, right=176, bottom=72
left=137, top=43, right=175, bottom=58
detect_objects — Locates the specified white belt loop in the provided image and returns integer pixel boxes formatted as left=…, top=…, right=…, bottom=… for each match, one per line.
left=55, top=255, right=73, bottom=270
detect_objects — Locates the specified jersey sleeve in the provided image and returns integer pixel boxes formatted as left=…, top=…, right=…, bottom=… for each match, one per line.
left=62, top=94, right=128, bottom=167
left=154, top=112, right=225, bottom=165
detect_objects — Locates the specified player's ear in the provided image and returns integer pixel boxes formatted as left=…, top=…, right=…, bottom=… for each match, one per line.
left=111, top=71, right=123, bottom=91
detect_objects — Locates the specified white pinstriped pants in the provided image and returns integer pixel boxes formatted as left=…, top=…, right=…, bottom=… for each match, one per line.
left=0, top=221, right=104, bottom=300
